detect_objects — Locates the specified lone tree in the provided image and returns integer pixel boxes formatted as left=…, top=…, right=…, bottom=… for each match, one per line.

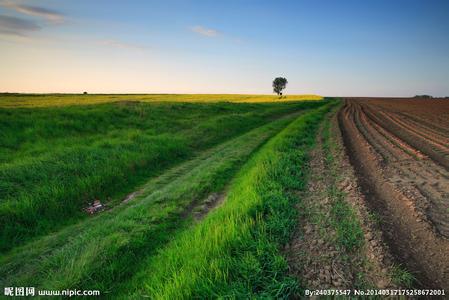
left=272, top=77, right=288, bottom=96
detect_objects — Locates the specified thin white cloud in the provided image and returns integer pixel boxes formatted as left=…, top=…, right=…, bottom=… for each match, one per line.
left=1, top=1, right=64, bottom=23
left=191, top=25, right=219, bottom=37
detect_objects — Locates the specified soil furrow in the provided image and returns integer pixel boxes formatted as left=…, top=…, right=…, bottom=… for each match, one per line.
left=355, top=100, right=449, bottom=238
left=352, top=103, right=393, bottom=162
left=362, top=104, right=449, bottom=170
left=396, top=112, right=449, bottom=144
left=360, top=106, right=426, bottom=160
left=359, top=107, right=412, bottom=161
left=382, top=111, right=449, bottom=155
left=382, top=111, right=449, bottom=152
left=399, top=112, right=449, bottom=137
left=339, top=99, right=449, bottom=291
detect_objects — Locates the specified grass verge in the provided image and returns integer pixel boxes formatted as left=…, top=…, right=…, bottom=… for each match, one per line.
left=322, top=115, right=364, bottom=252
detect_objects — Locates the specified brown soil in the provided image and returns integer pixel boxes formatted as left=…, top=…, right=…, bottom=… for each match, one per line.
left=285, top=110, right=394, bottom=290
left=339, top=98, right=449, bottom=290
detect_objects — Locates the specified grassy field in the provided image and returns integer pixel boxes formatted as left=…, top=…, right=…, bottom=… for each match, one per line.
left=0, top=98, right=326, bottom=252
left=0, top=111, right=310, bottom=291
left=0, top=93, right=344, bottom=298
left=0, top=93, right=323, bottom=108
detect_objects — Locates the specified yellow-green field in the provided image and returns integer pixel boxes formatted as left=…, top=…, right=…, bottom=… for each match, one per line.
left=0, top=93, right=323, bottom=108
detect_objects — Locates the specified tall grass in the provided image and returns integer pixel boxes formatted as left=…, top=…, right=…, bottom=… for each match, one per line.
left=0, top=111, right=307, bottom=293
left=123, top=101, right=338, bottom=298
left=0, top=100, right=324, bottom=251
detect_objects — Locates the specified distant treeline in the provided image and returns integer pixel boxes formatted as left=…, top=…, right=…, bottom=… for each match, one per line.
left=414, top=95, right=449, bottom=99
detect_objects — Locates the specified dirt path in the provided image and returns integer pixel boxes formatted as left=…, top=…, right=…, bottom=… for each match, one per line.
left=339, top=99, right=449, bottom=290
left=285, top=110, right=394, bottom=290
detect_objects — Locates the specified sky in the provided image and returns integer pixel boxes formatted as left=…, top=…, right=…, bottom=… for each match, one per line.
left=0, top=0, right=448, bottom=96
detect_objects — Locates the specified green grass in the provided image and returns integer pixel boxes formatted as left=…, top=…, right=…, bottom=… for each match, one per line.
left=118, top=101, right=338, bottom=299
left=0, top=99, right=325, bottom=251
left=0, top=109, right=310, bottom=293
left=0, top=93, right=323, bottom=108
left=391, top=265, right=415, bottom=288
left=367, top=211, right=383, bottom=227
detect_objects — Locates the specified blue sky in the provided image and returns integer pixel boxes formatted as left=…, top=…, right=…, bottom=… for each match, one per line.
left=1, top=0, right=448, bottom=96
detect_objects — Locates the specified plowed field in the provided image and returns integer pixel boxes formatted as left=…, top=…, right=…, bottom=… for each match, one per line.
left=339, top=98, right=449, bottom=290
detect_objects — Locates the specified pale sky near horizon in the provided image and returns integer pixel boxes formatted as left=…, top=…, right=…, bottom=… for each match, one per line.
left=1, top=0, right=448, bottom=96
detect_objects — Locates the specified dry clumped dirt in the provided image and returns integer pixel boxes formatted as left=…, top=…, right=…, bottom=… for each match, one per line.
left=285, top=112, right=395, bottom=290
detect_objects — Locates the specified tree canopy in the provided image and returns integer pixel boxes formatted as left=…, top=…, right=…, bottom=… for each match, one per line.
left=272, top=77, right=288, bottom=96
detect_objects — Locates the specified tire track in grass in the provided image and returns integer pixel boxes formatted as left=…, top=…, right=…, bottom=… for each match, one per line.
left=0, top=111, right=309, bottom=294
left=119, top=102, right=338, bottom=299
left=0, top=100, right=324, bottom=252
